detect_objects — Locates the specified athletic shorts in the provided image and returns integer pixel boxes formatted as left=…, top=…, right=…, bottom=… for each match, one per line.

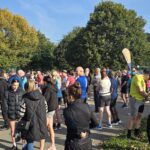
left=98, top=95, right=111, bottom=107
left=121, top=87, right=129, bottom=94
left=47, top=111, right=55, bottom=118
left=129, top=96, right=145, bottom=117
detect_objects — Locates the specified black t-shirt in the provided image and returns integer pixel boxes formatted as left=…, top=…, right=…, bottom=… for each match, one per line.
left=121, top=75, right=129, bottom=89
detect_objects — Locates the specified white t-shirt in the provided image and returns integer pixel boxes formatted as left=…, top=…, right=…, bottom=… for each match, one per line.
left=98, top=77, right=111, bottom=96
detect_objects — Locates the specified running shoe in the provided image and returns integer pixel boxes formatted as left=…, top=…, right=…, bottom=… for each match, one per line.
left=96, top=124, right=102, bottom=130
left=106, top=123, right=112, bottom=128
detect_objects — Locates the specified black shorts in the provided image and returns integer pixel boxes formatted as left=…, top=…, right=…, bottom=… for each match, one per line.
left=62, top=90, right=68, bottom=104
left=110, top=97, right=117, bottom=108
left=138, top=104, right=144, bottom=113
left=121, top=87, right=128, bottom=94
left=58, top=97, right=62, bottom=105
left=98, top=95, right=111, bottom=107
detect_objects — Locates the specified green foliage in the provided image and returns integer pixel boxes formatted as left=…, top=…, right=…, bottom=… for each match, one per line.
left=102, top=118, right=150, bottom=150
left=0, top=9, right=38, bottom=69
left=61, top=1, right=149, bottom=69
left=54, top=27, right=82, bottom=70
left=29, top=31, right=56, bottom=71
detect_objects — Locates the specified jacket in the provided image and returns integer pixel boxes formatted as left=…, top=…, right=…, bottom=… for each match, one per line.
left=4, top=87, right=25, bottom=120
left=0, top=77, right=8, bottom=104
left=42, top=84, right=58, bottom=112
left=21, top=90, right=48, bottom=141
left=63, top=99, right=98, bottom=141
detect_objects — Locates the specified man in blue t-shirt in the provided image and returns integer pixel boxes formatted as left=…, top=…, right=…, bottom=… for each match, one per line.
left=76, top=66, right=88, bottom=103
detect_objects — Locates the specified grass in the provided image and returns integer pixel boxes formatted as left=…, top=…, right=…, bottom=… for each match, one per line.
left=101, top=118, right=150, bottom=150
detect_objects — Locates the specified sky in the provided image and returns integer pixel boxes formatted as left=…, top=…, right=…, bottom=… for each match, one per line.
left=0, top=0, right=150, bottom=43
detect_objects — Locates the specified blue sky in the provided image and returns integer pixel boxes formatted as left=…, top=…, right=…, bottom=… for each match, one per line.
left=0, top=0, right=150, bottom=43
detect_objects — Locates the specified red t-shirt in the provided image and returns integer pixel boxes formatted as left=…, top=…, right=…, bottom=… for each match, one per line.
left=67, top=76, right=75, bottom=86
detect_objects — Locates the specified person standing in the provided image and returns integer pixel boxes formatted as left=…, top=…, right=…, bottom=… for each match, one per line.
left=21, top=80, right=48, bottom=150
left=76, top=66, right=88, bottom=103
left=61, top=70, right=68, bottom=106
left=127, top=70, right=150, bottom=139
left=96, top=68, right=112, bottom=129
left=121, top=70, right=129, bottom=108
left=63, top=82, right=99, bottom=150
left=3, top=79, right=25, bottom=150
left=0, top=70, right=9, bottom=130
left=92, top=68, right=101, bottom=112
left=43, top=76, right=58, bottom=150
left=110, top=71, right=121, bottom=125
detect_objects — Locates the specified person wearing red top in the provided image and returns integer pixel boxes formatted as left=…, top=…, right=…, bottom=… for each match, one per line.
left=66, top=70, right=75, bottom=88
left=37, top=71, right=43, bottom=87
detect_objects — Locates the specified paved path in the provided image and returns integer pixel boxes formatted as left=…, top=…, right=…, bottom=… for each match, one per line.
left=0, top=96, right=150, bottom=150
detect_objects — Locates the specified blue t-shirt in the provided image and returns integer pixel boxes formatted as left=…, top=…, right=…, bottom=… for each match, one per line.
left=76, top=76, right=87, bottom=99
left=110, top=77, right=118, bottom=100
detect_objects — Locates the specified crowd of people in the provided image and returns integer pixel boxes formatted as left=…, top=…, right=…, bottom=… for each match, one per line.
left=0, top=66, right=150, bottom=150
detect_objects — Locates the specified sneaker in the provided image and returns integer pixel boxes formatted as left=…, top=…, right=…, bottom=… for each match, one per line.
left=127, top=130, right=131, bottom=139
left=117, top=120, right=122, bottom=124
left=106, top=123, right=112, bottom=128
left=96, top=124, right=102, bottom=130
left=53, top=123, right=57, bottom=130
left=57, top=123, right=62, bottom=130
left=11, top=145, right=18, bottom=150
left=111, top=121, right=119, bottom=126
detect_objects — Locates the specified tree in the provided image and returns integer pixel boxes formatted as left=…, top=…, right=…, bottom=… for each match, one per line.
left=29, top=31, right=56, bottom=71
left=54, top=27, right=83, bottom=70
left=0, top=9, right=38, bottom=69
left=65, top=1, right=149, bottom=70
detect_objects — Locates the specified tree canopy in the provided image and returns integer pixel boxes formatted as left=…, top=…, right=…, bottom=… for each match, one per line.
left=0, top=9, right=38, bottom=69
left=29, top=31, right=56, bottom=71
left=57, top=1, right=150, bottom=70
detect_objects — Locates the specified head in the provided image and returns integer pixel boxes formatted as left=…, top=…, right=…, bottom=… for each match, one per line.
left=0, top=70, right=6, bottom=77
left=110, top=71, right=115, bottom=78
left=62, top=70, right=67, bottom=77
left=67, top=82, right=82, bottom=103
left=37, top=71, right=42, bottom=75
left=25, top=80, right=36, bottom=93
left=101, top=68, right=107, bottom=79
left=11, top=79, right=20, bottom=91
left=85, top=68, right=90, bottom=76
left=95, top=68, right=100, bottom=75
left=17, top=70, right=25, bottom=77
left=68, top=70, right=74, bottom=76
left=143, top=70, right=150, bottom=81
left=122, top=70, right=127, bottom=75
left=76, top=66, right=84, bottom=76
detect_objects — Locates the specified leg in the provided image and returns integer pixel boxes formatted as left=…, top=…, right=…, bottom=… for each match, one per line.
left=47, top=116, right=56, bottom=148
left=105, top=106, right=112, bottom=125
left=99, top=107, right=104, bottom=126
left=147, top=114, right=150, bottom=144
left=25, top=140, right=34, bottom=150
left=110, top=101, right=115, bottom=122
left=9, top=120, right=16, bottom=146
left=55, top=106, right=62, bottom=129
left=40, top=139, right=45, bottom=150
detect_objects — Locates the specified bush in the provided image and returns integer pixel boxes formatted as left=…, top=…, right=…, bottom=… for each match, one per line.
left=102, top=118, right=150, bottom=150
